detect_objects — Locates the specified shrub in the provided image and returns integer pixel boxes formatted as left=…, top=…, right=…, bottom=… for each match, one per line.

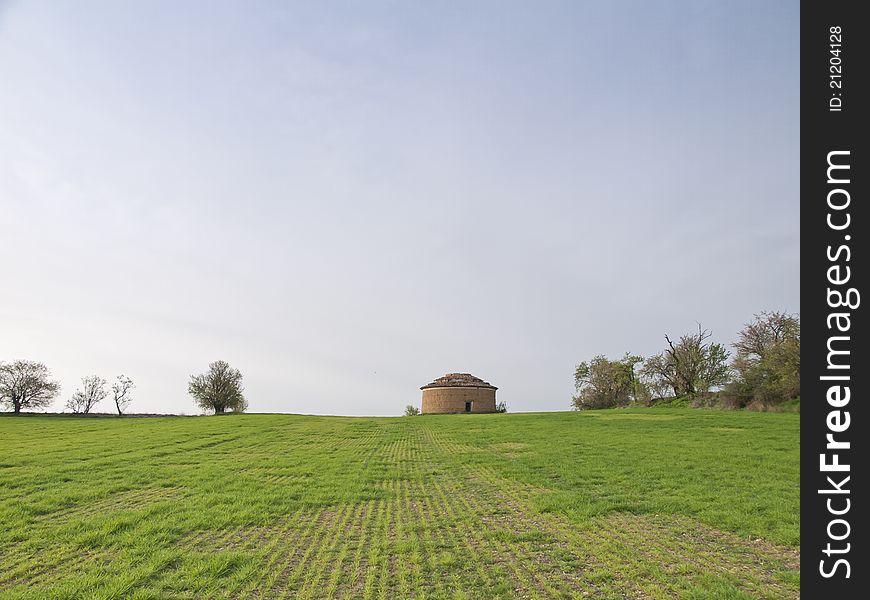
left=571, top=354, right=644, bottom=410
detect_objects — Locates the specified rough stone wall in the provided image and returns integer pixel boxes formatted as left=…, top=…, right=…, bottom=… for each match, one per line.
left=421, top=387, right=497, bottom=414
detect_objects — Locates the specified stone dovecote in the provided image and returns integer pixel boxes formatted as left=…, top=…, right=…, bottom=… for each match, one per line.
left=420, top=373, right=497, bottom=414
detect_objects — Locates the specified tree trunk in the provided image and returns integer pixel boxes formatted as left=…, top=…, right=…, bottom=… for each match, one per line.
left=13, top=398, right=21, bottom=413
left=215, top=406, right=225, bottom=414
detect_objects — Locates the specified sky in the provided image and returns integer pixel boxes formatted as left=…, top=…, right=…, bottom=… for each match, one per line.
left=0, top=1, right=799, bottom=416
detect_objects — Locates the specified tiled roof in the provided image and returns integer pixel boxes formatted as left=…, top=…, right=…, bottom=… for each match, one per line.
left=420, top=373, right=497, bottom=390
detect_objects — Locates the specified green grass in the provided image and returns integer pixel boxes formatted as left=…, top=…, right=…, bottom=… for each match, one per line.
left=0, top=409, right=799, bottom=599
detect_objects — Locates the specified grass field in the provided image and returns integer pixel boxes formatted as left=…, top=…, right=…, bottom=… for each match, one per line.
left=0, top=410, right=799, bottom=599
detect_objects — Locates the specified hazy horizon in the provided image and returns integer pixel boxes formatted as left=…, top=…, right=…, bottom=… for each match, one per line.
left=0, top=1, right=799, bottom=416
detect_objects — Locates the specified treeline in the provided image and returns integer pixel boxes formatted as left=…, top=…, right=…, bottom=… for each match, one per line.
left=0, top=360, right=247, bottom=415
left=571, top=311, right=800, bottom=411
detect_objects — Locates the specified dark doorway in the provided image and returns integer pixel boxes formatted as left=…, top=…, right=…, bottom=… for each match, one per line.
left=465, top=402, right=472, bottom=412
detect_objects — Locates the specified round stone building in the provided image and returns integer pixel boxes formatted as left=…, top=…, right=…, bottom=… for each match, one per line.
left=420, top=373, right=497, bottom=414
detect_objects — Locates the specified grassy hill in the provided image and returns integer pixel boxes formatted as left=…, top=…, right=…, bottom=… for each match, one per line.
left=0, top=410, right=799, bottom=599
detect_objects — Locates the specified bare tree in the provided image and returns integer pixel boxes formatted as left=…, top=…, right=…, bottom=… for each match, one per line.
left=641, top=325, right=730, bottom=398
left=66, top=375, right=108, bottom=414
left=0, top=360, right=61, bottom=413
left=188, top=360, right=247, bottom=414
left=112, top=375, right=135, bottom=415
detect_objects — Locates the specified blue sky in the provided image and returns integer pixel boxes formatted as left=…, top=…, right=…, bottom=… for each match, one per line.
left=0, top=1, right=799, bottom=415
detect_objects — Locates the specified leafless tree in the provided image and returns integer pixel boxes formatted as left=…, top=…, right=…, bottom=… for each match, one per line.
left=66, top=375, right=108, bottom=414
left=188, top=360, right=247, bottom=414
left=0, top=360, right=61, bottom=413
left=112, top=375, right=135, bottom=415
left=641, top=325, right=730, bottom=398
